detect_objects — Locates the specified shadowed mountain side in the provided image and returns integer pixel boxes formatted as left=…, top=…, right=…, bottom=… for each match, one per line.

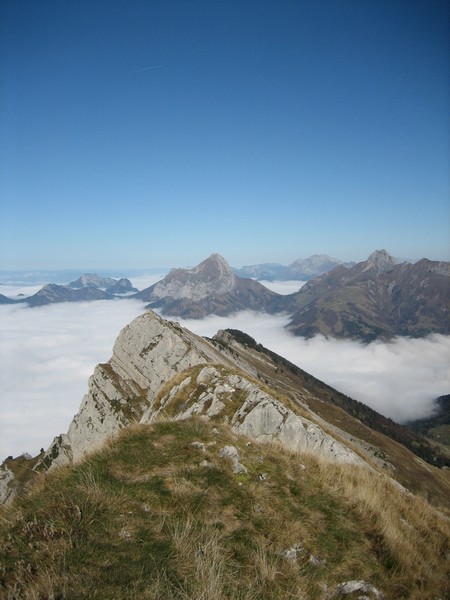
left=407, top=395, right=450, bottom=453
left=24, top=284, right=115, bottom=307
left=285, top=250, right=450, bottom=340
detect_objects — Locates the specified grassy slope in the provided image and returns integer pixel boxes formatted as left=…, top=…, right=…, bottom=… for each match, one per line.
left=1, top=420, right=449, bottom=600
left=214, top=330, right=450, bottom=508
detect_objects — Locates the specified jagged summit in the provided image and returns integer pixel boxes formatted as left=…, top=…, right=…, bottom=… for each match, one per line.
left=364, top=249, right=396, bottom=274
left=134, top=254, right=282, bottom=317
left=137, top=254, right=235, bottom=303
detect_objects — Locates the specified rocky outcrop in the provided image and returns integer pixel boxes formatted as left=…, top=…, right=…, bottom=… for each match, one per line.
left=218, top=445, right=248, bottom=474
left=0, top=465, right=15, bottom=504
left=147, top=253, right=236, bottom=302
left=146, top=365, right=365, bottom=466
left=40, top=311, right=233, bottom=469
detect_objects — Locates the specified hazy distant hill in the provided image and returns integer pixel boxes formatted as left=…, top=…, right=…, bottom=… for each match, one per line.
left=6, top=275, right=139, bottom=307
left=0, top=293, right=15, bottom=305
left=25, top=283, right=114, bottom=307
left=285, top=250, right=450, bottom=341
left=68, top=273, right=137, bottom=294
left=134, top=253, right=283, bottom=317
left=235, top=254, right=353, bottom=281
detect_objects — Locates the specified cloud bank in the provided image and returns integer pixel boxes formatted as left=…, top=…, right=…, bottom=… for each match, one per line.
left=178, top=312, right=450, bottom=425
left=0, top=300, right=147, bottom=459
left=1, top=302, right=449, bottom=461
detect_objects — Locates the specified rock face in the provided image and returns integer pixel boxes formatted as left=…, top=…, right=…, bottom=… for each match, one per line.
left=43, top=311, right=231, bottom=467
left=148, top=365, right=365, bottom=466
left=146, top=253, right=235, bottom=302
left=0, top=465, right=15, bottom=504
left=286, top=250, right=450, bottom=340
left=134, top=254, right=283, bottom=317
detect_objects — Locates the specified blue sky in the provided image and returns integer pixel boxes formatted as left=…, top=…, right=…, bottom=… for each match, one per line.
left=1, top=0, right=449, bottom=270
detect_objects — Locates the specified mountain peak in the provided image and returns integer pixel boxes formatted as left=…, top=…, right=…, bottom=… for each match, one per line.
left=365, top=249, right=396, bottom=274
left=139, top=254, right=236, bottom=304
left=195, top=253, right=234, bottom=278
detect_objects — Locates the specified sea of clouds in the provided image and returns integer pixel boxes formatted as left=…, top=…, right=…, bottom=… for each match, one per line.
left=1, top=275, right=449, bottom=460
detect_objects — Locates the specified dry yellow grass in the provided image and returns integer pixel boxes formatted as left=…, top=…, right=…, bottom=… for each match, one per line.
left=1, top=420, right=449, bottom=599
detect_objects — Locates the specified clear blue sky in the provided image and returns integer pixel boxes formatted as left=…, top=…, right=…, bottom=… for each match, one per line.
left=1, top=0, right=448, bottom=270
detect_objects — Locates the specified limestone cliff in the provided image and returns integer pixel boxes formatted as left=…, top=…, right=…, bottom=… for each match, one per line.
left=42, top=311, right=233, bottom=469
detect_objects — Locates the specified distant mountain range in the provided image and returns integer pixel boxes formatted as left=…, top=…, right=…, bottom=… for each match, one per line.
left=234, top=254, right=354, bottom=280
left=2, top=252, right=448, bottom=342
left=68, top=273, right=138, bottom=294
left=0, top=274, right=138, bottom=307
left=134, top=251, right=449, bottom=341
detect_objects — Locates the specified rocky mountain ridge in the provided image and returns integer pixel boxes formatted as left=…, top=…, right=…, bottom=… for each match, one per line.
left=35, top=311, right=363, bottom=475
left=1, top=274, right=137, bottom=307
left=285, top=250, right=450, bottom=340
left=2, top=309, right=449, bottom=508
left=3, top=252, right=448, bottom=341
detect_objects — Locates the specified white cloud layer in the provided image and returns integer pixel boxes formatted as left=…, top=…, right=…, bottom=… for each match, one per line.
left=258, top=280, right=307, bottom=295
left=0, top=300, right=147, bottom=459
left=1, top=304, right=449, bottom=461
